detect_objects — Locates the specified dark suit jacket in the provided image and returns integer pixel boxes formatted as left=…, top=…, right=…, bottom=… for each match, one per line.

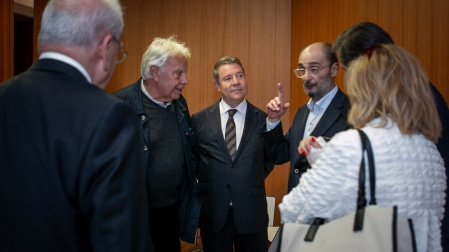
left=429, top=83, right=449, bottom=251
left=113, top=79, right=200, bottom=243
left=192, top=100, right=274, bottom=234
left=262, top=88, right=350, bottom=192
left=0, top=59, right=151, bottom=251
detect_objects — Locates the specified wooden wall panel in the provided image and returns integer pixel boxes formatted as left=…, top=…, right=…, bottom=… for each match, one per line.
left=108, top=0, right=292, bottom=226
left=0, top=0, right=14, bottom=82
left=290, top=0, right=449, bottom=225
left=30, top=0, right=447, bottom=229
left=32, top=0, right=291, bottom=226
left=109, top=0, right=291, bottom=115
left=291, top=0, right=449, bottom=111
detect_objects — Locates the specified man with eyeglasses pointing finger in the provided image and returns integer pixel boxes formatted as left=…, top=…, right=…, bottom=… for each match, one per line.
left=262, top=42, right=351, bottom=192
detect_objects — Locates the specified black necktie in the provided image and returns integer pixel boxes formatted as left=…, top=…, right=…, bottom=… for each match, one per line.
left=225, top=109, right=237, bottom=160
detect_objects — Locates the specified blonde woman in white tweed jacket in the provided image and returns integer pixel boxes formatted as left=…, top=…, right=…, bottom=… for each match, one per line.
left=280, top=44, right=446, bottom=252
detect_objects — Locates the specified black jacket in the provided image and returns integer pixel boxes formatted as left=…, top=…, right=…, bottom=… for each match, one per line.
left=0, top=59, right=151, bottom=251
left=114, top=78, right=200, bottom=243
left=262, top=88, right=350, bottom=192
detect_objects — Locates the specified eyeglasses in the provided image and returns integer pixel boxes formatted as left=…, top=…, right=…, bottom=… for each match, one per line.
left=293, top=64, right=330, bottom=78
left=220, top=72, right=246, bottom=84
left=112, top=36, right=127, bottom=64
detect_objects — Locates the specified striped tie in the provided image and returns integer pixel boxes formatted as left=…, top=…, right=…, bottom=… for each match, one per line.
left=225, top=109, right=237, bottom=160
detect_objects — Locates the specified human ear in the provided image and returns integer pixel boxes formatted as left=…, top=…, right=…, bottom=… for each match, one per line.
left=91, top=34, right=115, bottom=89
left=330, top=62, right=339, bottom=77
left=214, top=80, right=221, bottom=92
left=98, top=34, right=115, bottom=72
left=149, top=65, right=160, bottom=81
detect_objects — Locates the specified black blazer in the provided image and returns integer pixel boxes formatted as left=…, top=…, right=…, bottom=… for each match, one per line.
left=0, top=59, right=151, bottom=252
left=192, top=101, right=274, bottom=234
left=262, top=88, right=350, bottom=192
left=430, top=83, right=449, bottom=251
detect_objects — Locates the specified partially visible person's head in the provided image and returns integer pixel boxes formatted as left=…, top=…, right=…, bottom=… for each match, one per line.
left=38, top=0, right=125, bottom=89
left=294, top=42, right=339, bottom=102
left=213, top=56, right=248, bottom=108
left=141, top=36, right=191, bottom=102
left=345, top=44, right=441, bottom=142
left=39, top=0, right=123, bottom=47
left=332, top=22, right=394, bottom=70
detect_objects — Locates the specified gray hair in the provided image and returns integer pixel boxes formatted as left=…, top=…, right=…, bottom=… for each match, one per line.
left=38, top=0, right=124, bottom=47
left=141, top=36, right=191, bottom=80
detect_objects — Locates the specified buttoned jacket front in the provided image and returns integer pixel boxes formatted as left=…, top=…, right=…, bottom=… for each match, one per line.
left=192, top=101, right=274, bottom=234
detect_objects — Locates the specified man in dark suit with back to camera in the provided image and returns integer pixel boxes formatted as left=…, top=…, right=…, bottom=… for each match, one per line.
left=0, top=0, right=152, bottom=251
left=263, top=42, right=350, bottom=192
left=192, top=56, right=274, bottom=252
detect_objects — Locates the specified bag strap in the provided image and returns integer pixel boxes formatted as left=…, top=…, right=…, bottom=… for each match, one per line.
left=354, top=129, right=376, bottom=231
left=358, top=129, right=377, bottom=205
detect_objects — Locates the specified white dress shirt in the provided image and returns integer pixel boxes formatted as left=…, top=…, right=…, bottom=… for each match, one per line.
left=219, top=99, right=247, bottom=151
left=303, top=86, right=338, bottom=137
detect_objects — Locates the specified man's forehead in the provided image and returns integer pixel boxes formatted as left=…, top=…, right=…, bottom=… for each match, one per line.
left=298, top=50, right=326, bottom=66
left=219, top=63, right=243, bottom=72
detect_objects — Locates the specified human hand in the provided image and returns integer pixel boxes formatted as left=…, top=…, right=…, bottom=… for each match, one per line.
left=297, top=136, right=324, bottom=157
left=266, top=83, right=290, bottom=122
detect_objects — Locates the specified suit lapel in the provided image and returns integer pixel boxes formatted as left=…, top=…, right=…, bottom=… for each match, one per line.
left=290, top=106, right=310, bottom=166
left=295, top=106, right=309, bottom=141
left=205, top=102, right=231, bottom=157
left=205, top=101, right=260, bottom=162
left=311, top=108, right=339, bottom=136
left=234, top=103, right=258, bottom=160
left=310, top=89, right=345, bottom=136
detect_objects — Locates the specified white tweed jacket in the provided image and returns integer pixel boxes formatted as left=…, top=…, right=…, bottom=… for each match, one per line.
left=279, top=118, right=446, bottom=252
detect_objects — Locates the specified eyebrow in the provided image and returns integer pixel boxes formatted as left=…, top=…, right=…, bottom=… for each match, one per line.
left=222, top=71, right=244, bottom=77
left=298, top=62, right=321, bottom=67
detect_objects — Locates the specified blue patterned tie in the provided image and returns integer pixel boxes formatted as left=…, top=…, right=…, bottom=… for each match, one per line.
left=225, top=109, right=237, bottom=160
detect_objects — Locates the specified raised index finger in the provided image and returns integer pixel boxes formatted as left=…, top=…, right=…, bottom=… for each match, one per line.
left=277, top=83, right=284, bottom=104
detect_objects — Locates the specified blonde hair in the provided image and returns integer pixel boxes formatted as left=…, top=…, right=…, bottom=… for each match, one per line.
left=345, top=44, right=441, bottom=142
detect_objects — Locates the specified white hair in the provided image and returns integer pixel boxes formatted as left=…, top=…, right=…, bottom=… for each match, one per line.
left=38, top=0, right=124, bottom=47
left=140, top=35, right=191, bottom=80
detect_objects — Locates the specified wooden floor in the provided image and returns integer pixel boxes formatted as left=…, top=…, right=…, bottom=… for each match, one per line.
left=180, top=235, right=275, bottom=252
left=181, top=239, right=202, bottom=252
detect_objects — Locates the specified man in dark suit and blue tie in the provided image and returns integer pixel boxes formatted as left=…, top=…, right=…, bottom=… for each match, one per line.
left=192, top=56, right=274, bottom=252
left=0, top=0, right=152, bottom=251
left=263, top=42, right=350, bottom=192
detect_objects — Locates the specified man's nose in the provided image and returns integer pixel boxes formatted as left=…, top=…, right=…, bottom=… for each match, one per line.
left=181, top=73, right=188, bottom=85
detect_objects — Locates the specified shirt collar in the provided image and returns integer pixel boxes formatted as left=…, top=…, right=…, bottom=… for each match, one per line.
left=140, top=79, right=172, bottom=108
left=219, top=99, right=247, bottom=116
left=39, top=52, right=92, bottom=83
left=307, top=86, right=338, bottom=113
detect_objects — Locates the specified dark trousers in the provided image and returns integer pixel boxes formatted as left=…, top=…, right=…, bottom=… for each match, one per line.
left=200, top=207, right=268, bottom=252
left=149, top=204, right=180, bottom=252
